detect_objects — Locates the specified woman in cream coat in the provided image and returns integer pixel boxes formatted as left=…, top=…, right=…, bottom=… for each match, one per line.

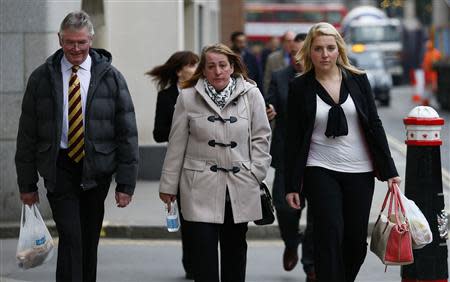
left=159, top=43, right=271, bottom=282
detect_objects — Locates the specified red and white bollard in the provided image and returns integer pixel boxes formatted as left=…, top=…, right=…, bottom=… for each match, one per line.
left=402, top=106, right=448, bottom=282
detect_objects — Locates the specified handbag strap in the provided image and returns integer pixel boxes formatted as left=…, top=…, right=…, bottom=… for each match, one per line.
left=380, top=185, right=392, bottom=213
left=384, top=183, right=408, bottom=227
left=379, top=184, right=401, bottom=226
left=244, top=92, right=266, bottom=187
left=393, top=183, right=409, bottom=225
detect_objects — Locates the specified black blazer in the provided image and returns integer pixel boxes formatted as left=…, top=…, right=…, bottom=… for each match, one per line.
left=265, top=64, right=296, bottom=169
left=153, top=84, right=179, bottom=142
left=242, top=49, right=264, bottom=95
left=285, top=70, right=398, bottom=194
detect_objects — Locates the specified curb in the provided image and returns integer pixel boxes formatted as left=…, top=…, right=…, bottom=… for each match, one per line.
left=0, top=222, right=376, bottom=240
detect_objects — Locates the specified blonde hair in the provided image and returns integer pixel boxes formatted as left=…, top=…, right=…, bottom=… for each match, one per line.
left=183, top=43, right=249, bottom=88
left=297, top=22, right=363, bottom=75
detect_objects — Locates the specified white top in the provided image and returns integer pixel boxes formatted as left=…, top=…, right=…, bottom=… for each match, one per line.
left=60, top=55, right=91, bottom=148
left=306, top=94, right=374, bottom=173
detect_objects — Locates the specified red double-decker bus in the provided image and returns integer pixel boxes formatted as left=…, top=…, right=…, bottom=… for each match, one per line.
left=245, top=3, right=348, bottom=45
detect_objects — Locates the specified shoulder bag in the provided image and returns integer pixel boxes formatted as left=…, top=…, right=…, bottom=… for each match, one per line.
left=243, top=92, right=275, bottom=225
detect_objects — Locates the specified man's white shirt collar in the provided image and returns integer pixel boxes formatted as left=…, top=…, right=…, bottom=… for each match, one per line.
left=61, top=55, right=92, bottom=72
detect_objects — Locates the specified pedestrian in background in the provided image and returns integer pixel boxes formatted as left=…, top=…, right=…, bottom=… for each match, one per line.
left=261, top=36, right=281, bottom=74
left=147, top=51, right=199, bottom=143
left=146, top=50, right=199, bottom=279
left=263, top=30, right=295, bottom=95
left=265, top=33, right=315, bottom=281
left=230, top=31, right=264, bottom=95
left=421, top=39, right=442, bottom=106
left=159, top=43, right=271, bottom=282
left=15, top=11, right=138, bottom=282
left=285, top=22, right=401, bottom=282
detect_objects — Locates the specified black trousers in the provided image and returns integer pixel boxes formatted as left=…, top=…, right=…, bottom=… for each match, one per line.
left=184, top=201, right=249, bottom=282
left=273, top=167, right=314, bottom=274
left=177, top=194, right=194, bottom=276
left=303, top=167, right=374, bottom=282
left=46, top=150, right=110, bottom=282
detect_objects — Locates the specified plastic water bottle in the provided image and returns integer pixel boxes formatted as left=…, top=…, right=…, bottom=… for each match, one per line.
left=166, top=200, right=180, bottom=232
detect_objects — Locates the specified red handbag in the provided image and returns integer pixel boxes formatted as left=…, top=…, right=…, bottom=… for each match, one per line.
left=370, top=184, right=414, bottom=265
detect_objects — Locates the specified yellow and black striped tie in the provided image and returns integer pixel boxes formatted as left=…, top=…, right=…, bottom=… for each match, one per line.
left=67, top=65, right=85, bottom=162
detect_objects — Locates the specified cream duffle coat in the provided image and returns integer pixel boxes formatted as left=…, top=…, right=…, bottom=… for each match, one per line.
left=159, top=76, right=272, bottom=224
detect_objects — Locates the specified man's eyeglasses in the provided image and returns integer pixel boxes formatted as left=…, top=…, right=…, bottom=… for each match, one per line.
left=61, top=40, right=90, bottom=49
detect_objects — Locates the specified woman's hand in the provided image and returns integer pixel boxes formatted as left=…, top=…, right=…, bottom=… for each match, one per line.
left=387, top=176, right=402, bottom=190
left=159, top=192, right=177, bottom=211
left=286, top=192, right=302, bottom=210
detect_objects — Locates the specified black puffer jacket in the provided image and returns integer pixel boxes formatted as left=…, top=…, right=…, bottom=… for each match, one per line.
left=15, top=48, right=138, bottom=195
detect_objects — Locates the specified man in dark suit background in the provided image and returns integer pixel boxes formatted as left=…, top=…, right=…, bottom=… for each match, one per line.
left=230, top=31, right=264, bottom=95
left=15, top=11, right=138, bottom=282
left=265, top=33, right=316, bottom=281
left=260, top=36, right=281, bottom=76
left=263, top=30, right=295, bottom=95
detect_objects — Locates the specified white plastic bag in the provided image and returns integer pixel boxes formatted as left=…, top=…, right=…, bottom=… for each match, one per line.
left=16, top=204, right=54, bottom=269
left=399, top=192, right=433, bottom=249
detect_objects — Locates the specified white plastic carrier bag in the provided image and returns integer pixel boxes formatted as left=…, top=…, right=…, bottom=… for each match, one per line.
left=399, top=192, right=433, bottom=249
left=16, top=204, right=54, bottom=269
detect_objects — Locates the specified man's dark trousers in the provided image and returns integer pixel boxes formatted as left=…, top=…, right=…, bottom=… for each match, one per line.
left=46, top=150, right=110, bottom=282
left=272, top=166, right=314, bottom=274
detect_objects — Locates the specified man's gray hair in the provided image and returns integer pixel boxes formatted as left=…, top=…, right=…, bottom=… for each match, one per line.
left=59, top=11, right=95, bottom=36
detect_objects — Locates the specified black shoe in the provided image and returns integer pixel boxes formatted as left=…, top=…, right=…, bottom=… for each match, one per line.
left=283, top=247, right=298, bottom=271
left=305, top=271, right=317, bottom=282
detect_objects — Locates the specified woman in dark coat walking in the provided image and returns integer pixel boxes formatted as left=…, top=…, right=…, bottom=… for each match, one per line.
left=285, top=22, right=401, bottom=282
left=147, top=51, right=199, bottom=143
left=146, top=51, right=199, bottom=279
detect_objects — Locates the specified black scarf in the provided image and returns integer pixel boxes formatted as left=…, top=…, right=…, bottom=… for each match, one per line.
left=314, top=76, right=349, bottom=138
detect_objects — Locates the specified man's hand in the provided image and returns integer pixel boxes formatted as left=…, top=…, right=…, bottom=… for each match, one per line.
left=266, top=104, right=277, bottom=121
left=20, top=192, right=39, bottom=206
left=115, top=192, right=132, bottom=208
left=286, top=192, right=302, bottom=210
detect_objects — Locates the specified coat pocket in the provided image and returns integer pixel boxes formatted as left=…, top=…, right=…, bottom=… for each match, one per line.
left=241, top=161, right=260, bottom=184
left=93, top=142, right=117, bottom=155
left=182, top=158, right=206, bottom=188
left=92, top=142, right=117, bottom=175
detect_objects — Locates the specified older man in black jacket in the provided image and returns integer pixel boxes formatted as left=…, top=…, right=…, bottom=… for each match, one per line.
left=15, top=11, right=138, bottom=282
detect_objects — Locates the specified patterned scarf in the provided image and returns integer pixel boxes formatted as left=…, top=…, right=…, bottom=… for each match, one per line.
left=204, top=77, right=236, bottom=109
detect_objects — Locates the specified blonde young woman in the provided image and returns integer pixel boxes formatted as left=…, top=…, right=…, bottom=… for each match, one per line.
left=285, top=22, right=401, bottom=282
left=159, top=44, right=271, bottom=282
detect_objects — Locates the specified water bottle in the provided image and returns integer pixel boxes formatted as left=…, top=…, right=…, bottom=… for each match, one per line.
left=166, top=200, right=180, bottom=232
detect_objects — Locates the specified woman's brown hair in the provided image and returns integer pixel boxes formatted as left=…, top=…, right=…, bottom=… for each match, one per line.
left=146, top=51, right=199, bottom=91
left=183, top=43, right=249, bottom=88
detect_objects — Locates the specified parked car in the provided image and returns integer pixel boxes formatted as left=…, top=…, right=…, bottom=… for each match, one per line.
left=348, top=49, right=393, bottom=106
